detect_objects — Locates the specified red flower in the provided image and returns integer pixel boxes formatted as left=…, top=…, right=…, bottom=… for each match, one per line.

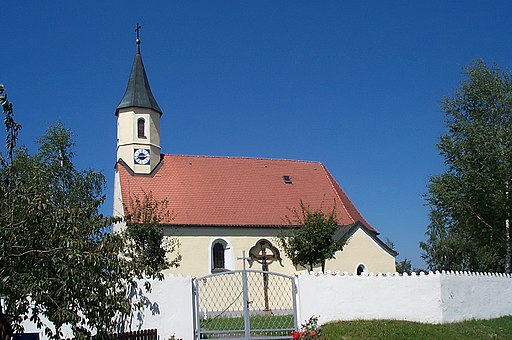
left=310, top=331, right=317, bottom=336
left=292, top=332, right=301, bottom=339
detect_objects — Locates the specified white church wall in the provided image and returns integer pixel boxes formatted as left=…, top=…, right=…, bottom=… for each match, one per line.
left=18, top=272, right=512, bottom=339
left=131, top=275, right=194, bottom=340
left=17, top=276, right=194, bottom=340
left=131, top=271, right=512, bottom=338
left=20, top=309, right=74, bottom=339
left=438, top=271, right=512, bottom=323
left=112, top=169, right=126, bottom=233
left=297, top=271, right=512, bottom=326
left=297, top=271, right=443, bottom=325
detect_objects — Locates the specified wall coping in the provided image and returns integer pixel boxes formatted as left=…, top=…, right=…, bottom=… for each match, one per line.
left=298, top=270, right=512, bottom=278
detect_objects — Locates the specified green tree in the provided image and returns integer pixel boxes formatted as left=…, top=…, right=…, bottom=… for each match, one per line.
left=0, top=85, right=178, bottom=339
left=395, top=258, right=412, bottom=274
left=124, top=191, right=182, bottom=278
left=420, top=61, right=512, bottom=273
left=278, top=203, right=344, bottom=273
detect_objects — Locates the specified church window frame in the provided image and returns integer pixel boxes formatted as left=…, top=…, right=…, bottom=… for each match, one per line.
left=137, top=118, right=146, bottom=138
left=210, top=238, right=231, bottom=273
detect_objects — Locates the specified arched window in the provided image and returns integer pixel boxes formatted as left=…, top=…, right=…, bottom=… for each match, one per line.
left=356, top=264, right=367, bottom=276
left=137, top=118, right=146, bottom=138
left=210, top=238, right=233, bottom=273
left=212, top=242, right=225, bottom=272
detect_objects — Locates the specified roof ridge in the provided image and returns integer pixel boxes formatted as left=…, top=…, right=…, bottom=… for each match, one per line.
left=320, top=163, right=355, bottom=224
left=162, top=153, right=323, bottom=164
left=321, top=165, right=377, bottom=233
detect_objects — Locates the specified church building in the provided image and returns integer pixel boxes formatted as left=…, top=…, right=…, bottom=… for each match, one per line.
left=112, top=35, right=396, bottom=277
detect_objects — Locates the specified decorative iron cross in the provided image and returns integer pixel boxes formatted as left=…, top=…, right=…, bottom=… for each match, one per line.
left=248, top=239, right=283, bottom=269
left=247, top=239, right=283, bottom=315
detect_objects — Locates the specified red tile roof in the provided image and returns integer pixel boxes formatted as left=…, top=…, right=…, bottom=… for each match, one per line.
left=117, top=155, right=377, bottom=233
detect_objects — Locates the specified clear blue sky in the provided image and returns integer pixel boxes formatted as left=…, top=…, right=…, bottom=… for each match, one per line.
left=2, top=1, right=512, bottom=269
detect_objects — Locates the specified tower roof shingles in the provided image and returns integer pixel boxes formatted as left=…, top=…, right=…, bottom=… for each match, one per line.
left=116, top=49, right=162, bottom=115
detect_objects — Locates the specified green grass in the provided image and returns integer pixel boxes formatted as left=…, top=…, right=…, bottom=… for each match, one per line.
left=201, top=314, right=293, bottom=330
left=200, top=314, right=294, bottom=338
left=321, top=317, right=512, bottom=339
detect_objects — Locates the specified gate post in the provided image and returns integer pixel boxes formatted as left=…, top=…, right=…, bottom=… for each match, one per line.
left=292, top=276, right=298, bottom=332
left=192, top=279, right=200, bottom=340
left=241, top=254, right=251, bottom=338
left=242, top=269, right=251, bottom=338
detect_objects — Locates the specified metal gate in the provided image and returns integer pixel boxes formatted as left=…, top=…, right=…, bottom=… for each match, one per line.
left=193, top=270, right=298, bottom=339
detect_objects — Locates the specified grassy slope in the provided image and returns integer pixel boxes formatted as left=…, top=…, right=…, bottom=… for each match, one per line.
left=321, top=317, right=512, bottom=339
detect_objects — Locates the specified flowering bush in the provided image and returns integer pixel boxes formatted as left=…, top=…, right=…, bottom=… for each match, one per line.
left=291, top=315, right=321, bottom=339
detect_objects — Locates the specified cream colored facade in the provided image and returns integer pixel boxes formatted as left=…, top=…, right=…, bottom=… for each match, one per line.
left=162, top=226, right=396, bottom=277
left=323, top=228, right=396, bottom=274
left=116, top=107, right=161, bottom=174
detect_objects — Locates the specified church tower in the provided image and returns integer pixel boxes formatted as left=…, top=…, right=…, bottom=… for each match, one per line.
left=115, top=24, right=162, bottom=175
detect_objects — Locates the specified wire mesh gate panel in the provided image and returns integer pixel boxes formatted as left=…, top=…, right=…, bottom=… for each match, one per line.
left=193, top=270, right=298, bottom=339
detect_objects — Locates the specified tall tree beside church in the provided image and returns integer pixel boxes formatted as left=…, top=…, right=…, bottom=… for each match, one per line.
left=0, top=85, right=177, bottom=339
left=124, top=191, right=182, bottom=278
left=278, top=203, right=344, bottom=273
left=420, top=61, right=512, bottom=273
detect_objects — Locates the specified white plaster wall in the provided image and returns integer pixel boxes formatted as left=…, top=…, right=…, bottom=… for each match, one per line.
left=439, top=272, right=512, bottom=323
left=21, top=312, right=74, bottom=339
left=297, top=271, right=512, bottom=326
left=112, top=169, right=126, bottom=233
left=297, top=272, right=443, bottom=326
left=17, top=272, right=512, bottom=339
left=18, top=275, right=194, bottom=340
left=132, top=275, right=194, bottom=340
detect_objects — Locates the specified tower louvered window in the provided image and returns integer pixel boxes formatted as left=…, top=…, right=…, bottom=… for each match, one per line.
left=137, top=118, right=146, bottom=138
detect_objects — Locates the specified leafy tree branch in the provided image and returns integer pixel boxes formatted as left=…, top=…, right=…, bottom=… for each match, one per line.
left=277, top=202, right=344, bottom=273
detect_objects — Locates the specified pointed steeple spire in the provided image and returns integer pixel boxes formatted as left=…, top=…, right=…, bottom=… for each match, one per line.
left=116, top=23, right=162, bottom=115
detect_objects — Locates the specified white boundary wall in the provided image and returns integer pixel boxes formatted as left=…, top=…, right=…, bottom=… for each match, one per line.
left=297, top=271, right=512, bottom=326
left=20, top=275, right=194, bottom=340
left=18, top=271, right=512, bottom=339
left=132, top=275, right=194, bottom=340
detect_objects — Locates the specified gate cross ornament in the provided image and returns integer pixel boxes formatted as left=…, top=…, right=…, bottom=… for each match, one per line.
left=248, top=239, right=283, bottom=315
left=247, top=239, right=283, bottom=269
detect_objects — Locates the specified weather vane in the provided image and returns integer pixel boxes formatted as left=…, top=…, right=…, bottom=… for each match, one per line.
left=135, top=23, right=142, bottom=51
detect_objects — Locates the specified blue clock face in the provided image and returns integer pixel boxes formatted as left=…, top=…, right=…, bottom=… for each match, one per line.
left=134, top=148, right=150, bottom=165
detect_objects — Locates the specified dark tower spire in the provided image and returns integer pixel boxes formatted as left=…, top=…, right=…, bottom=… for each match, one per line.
left=116, top=23, right=162, bottom=115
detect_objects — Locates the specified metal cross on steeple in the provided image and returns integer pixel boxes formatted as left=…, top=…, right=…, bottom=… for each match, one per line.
left=135, top=23, right=142, bottom=52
